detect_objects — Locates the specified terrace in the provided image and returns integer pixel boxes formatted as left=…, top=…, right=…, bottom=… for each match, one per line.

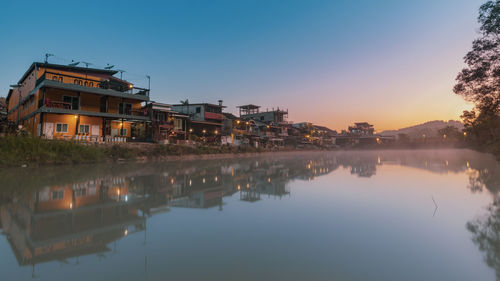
left=36, top=71, right=150, bottom=98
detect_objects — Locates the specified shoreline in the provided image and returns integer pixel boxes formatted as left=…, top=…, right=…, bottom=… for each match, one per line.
left=0, top=136, right=486, bottom=168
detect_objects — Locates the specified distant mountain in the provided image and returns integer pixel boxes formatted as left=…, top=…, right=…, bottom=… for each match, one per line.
left=380, top=120, right=463, bottom=138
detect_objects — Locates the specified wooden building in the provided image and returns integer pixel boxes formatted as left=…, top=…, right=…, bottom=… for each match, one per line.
left=6, top=62, right=150, bottom=141
left=171, top=101, right=225, bottom=142
left=144, top=102, right=189, bottom=143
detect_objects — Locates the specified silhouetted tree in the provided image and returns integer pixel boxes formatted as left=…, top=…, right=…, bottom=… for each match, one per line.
left=454, top=1, right=500, bottom=142
left=467, top=199, right=500, bottom=280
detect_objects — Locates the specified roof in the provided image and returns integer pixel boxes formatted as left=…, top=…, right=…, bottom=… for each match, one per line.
left=18, top=62, right=118, bottom=84
left=313, top=125, right=336, bottom=133
left=237, top=104, right=261, bottom=109
left=172, top=103, right=227, bottom=108
left=223, top=112, right=238, bottom=119
left=354, top=122, right=373, bottom=127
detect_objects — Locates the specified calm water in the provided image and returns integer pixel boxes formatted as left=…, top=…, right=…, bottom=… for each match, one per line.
left=1, top=149, right=499, bottom=281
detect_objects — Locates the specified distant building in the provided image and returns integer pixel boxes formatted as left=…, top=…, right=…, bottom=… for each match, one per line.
left=144, top=102, right=189, bottom=143
left=348, top=122, right=374, bottom=136
left=238, top=104, right=288, bottom=124
left=171, top=100, right=225, bottom=142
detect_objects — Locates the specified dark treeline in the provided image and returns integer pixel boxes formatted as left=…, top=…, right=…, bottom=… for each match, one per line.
left=455, top=1, right=500, bottom=156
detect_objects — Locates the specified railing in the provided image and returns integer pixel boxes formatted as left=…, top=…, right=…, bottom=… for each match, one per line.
left=36, top=71, right=150, bottom=97
left=204, top=112, right=223, bottom=121
left=45, top=100, right=72, bottom=109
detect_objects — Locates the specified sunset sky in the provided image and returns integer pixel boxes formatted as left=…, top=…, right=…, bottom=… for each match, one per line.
left=0, top=0, right=485, bottom=131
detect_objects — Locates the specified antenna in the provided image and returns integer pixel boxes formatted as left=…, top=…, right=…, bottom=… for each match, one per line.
left=146, top=75, right=150, bottom=90
left=116, top=69, right=126, bottom=80
left=81, top=61, right=93, bottom=68
left=81, top=62, right=93, bottom=79
left=68, top=60, right=80, bottom=66
left=44, top=53, right=54, bottom=63
left=104, top=64, right=115, bottom=70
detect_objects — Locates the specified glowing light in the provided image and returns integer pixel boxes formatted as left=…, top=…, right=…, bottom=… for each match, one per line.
left=236, top=120, right=240, bottom=124
left=170, top=178, right=174, bottom=184
left=466, top=161, right=470, bottom=168
left=246, top=183, right=250, bottom=188
left=463, top=132, right=467, bottom=137
left=267, top=177, right=271, bottom=183
left=214, top=176, right=218, bottom=182
left=214, top=130, right=218, bottom=134
left=69, top=203, right=73, bottom=209
left=124, top=229, right=128, bottom=236
left=202, top=129, right=206, bottom=134
left=129, top=84, right=133, bottom=89
left=189, top=128, right=193, bottom=132
left=74, top=115, right=78, bottom=119
left=189, top=179, right=192, bottom=186
left=117, top=189, right=120, bottom=196
left=237, top=184, right=241, bottom=190
left=202, top=178, right=206, bottom=184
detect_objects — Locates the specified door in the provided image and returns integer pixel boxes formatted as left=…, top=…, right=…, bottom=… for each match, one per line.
left=44, top=122, right=54, bottom=139
left=91, top=125, right=100, bottom=136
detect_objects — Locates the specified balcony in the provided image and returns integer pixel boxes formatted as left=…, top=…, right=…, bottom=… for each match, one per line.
left=204, top=112, right=223, bottom=121
left=36, top=71, right=150, bottom=98
left=39, top=101, right=149, bottom=121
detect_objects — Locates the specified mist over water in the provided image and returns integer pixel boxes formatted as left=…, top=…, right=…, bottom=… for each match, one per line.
left=0, top=149, right=499, bottom=281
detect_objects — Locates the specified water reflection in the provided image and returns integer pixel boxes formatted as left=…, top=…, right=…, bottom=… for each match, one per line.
left=0, top=149, right=500, bottom=280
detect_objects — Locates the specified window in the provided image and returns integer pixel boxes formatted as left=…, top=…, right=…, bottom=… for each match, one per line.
left=52, top=190, right=64, bottom=200
left=196, top=107, right=201, bottom=113
left=74, top=187, right=87, bottom=197
left=119, top=103, right=132, bottom=115
left=56, top=123, right=68, bottom=133
left=156, top=112, right=166, bottom=122
left=79, top=124, right=90, bottom=134
left=62, top=96, right=79, bottom=110
left=260, top=116, right=264, bottom=121
left=174, top=119, right=183, bottom=131
left=119, top=128, right=127, bottom=136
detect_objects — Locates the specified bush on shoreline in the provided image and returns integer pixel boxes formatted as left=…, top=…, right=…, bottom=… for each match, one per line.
left=0, top=136, right=105, bottom=166
left=0, top=137, right=272, bottom=167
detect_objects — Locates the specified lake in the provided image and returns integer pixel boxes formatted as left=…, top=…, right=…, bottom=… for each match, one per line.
left=0, top=149, right=499, bottom=281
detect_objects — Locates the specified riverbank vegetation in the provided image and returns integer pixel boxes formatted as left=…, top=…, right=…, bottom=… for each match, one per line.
left=454, top=1, right=500, bottom=157
left=0, top=136, right=275, bottom=167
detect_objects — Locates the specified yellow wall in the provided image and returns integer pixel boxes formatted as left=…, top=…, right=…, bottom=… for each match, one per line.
left=111, top=120, right=131, bottom=137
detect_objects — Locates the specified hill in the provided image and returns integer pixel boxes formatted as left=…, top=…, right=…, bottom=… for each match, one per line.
left=380, top=120, right=463, bottom=139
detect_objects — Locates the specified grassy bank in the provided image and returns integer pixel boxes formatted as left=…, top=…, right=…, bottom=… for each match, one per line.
left=0, top=136, right=274, bottom=167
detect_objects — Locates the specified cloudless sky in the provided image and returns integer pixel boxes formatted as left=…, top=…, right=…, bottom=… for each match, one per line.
left=0, top=0, right=485, bottom=131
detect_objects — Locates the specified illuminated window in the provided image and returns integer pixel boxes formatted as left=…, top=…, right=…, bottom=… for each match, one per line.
left=79, top=124, right=90, bottom=134
left=56, top=123, right=68, bottom=133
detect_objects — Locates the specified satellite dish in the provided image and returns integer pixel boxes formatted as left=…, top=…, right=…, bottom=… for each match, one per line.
left=104, top=64, right=115, bottom=69
left=68, top=61, right=80, bottom=66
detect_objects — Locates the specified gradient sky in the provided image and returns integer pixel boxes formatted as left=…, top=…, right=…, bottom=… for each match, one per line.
left=0, top=0, right=485, bottom=131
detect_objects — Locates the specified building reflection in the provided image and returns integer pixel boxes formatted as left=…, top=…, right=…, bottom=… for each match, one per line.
left=1, top=149, right=499, bottom=274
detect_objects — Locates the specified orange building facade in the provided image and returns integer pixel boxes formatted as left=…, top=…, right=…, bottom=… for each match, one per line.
left=6, top=62, right=150, bottom=141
